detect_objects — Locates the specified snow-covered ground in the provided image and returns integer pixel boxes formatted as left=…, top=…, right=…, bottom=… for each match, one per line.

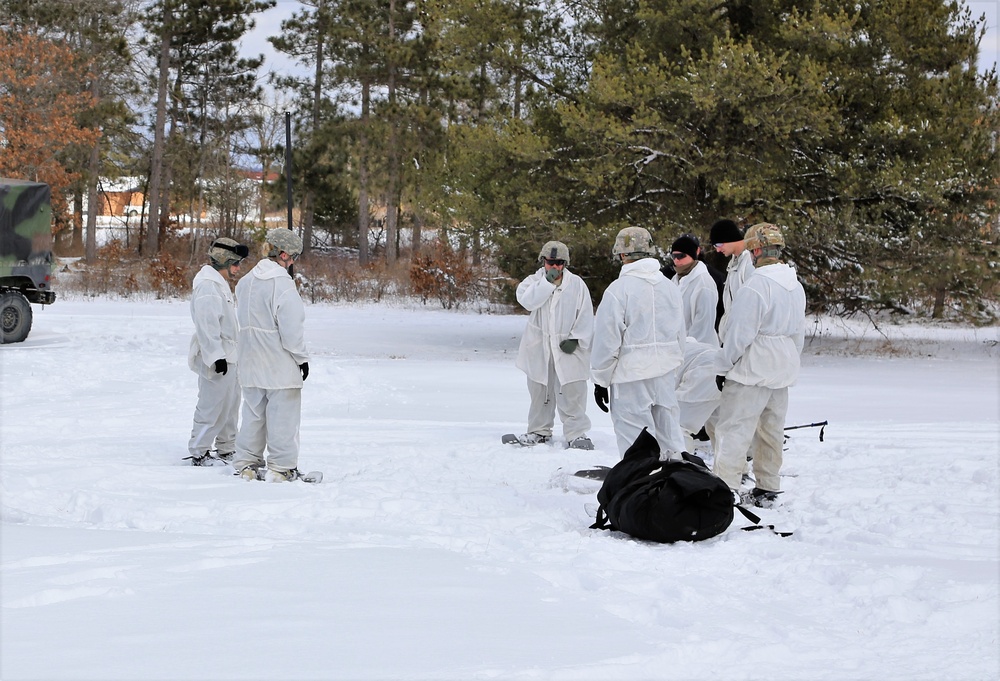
left=2, top=298, right=998, bottom=680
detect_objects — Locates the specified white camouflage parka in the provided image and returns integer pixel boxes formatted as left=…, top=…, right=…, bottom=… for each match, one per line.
left=235, top=258, right=309, bottom=389
left=674, top=260, right=720, bottom=347
left=591, top=258, right=687, bottom=387
left=716, top=263, right=806, bottom=388
left=515, top=268, right=594, bottom=385
left=188, top=265, right=238, bottom=372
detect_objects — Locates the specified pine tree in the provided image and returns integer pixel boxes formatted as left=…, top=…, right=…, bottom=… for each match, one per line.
left=271, top=0, right=388, bottom=264
left=481, top=0, right=1000, bottom=316
left=141, top=0, right=274, bottom=254
left=430, top=0, right=577, bottom=271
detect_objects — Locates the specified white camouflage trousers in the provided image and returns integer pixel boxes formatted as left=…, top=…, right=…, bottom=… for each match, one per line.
left=680, top=402, right=719, bottom=454
left=188, top=363, right=240, bottom=457
left=526, top=358, right=591, bottom=442
left=233, top=387, right=301, bottom=474
left=712, top=382, right=788, bottom=492
left=680, top=399, right=719, bottom=441
left=609, top=371, right=685, bottom=458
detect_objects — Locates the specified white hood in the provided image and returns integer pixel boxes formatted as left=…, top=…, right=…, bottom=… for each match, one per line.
left=756, top=263, right=800, bottom=291
left=252, top=258, right=291, bottom=281
left=193, top=265, right=226, bottom=287
left=621, top=257, right=665, bottom=282
left=235, top=258, right=309, bottom=389
left=591, top=258, right=685, bottom=387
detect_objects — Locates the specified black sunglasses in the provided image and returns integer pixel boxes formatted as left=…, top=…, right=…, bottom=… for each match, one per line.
left=543, top=258, right=566, bottom=266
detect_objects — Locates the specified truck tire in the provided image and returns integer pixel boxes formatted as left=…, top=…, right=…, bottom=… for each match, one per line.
left=1, top=291, right=32, bottom=343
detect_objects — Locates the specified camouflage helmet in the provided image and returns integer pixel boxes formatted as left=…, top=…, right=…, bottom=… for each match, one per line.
left=208, top=237, right=249, bottom=268
left=612, top=226, right=655, bottom=257
left=744, top=223, right=785, bottom=251
left=538, top=240, right=570, bottom=266
left=265, top=228, right=303, bottom=258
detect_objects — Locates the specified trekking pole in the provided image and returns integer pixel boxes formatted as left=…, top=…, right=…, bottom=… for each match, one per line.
left=784, top=420, right=828, bottom=442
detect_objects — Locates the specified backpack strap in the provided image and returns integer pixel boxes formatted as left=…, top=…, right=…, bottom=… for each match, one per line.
left=735, top=504, right=793, bottom=538
left=590, top=504, right=611, bottom=530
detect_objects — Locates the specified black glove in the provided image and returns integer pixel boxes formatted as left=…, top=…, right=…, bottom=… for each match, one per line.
left=559, top=338, right=579, bottom=354
left=594, top=385, right=609, bottom=413
left=715, top=375, right=726, bottom=392
left=300, top=362, right=309, bottom=381
left=213, top=358, right=228, bottom=375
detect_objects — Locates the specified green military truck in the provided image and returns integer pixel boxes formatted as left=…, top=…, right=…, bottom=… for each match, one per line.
left=1, top=178, right=57, bottom=343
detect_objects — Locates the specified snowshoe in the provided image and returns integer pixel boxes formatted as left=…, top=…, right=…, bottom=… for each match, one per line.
left=572, top=465, right=611, bottom=480
left=740, top=487, right=783, bottom=509
left=265, top=468, right=323, bottom=484
left=237, top=464, right=263, bottom=481
left=184, top=451, right=227, bottom=467
left=566, top=436, right=595, bottom=451
left=502, top=433, right=551, bottom=447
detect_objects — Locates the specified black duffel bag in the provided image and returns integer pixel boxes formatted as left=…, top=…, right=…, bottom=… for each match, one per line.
left=591, top=428, right=735, bottom=543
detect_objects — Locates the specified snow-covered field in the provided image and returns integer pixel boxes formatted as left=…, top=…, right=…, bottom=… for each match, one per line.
left=1, top=298, right=997, bottom=680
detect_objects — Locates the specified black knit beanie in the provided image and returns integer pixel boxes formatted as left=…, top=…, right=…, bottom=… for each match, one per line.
left=709, top=219, right=743, bottom=244
left=670, top=235, right=700, bottom=260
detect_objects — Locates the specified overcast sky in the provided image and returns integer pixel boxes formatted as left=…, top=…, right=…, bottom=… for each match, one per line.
left=969, top=0, right=1000, bottom=73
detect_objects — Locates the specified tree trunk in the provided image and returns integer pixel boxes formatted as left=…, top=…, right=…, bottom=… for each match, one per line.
left=302, top=192, right=315, bottom=259
left=301, top=0, right=326, bottom=260
left=159, top=161, right=173, bottom=248
left=69, top=189, right=84, bottom=255
left=60, top=191, right=83, bottom=255
left=932, top=288, right=946, bottom=318
left=384, top=0, right=399, bottom=264
left=85, top=136, right=100, bottom=263
left=411, top=212, right=422, bottom=257
left=357, top=77, right=371, bottom=266
left=145, top=3, right=172, bottom=256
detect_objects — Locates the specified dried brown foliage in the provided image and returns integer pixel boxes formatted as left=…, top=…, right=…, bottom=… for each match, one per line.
left=56, top=236, right=512, bottom=310
left=294, top=254, right=412, bottom=303
left=61, top=239, right=198, bottom=298
left=0, top=29, right=99, bottom=230
left=149, top=251, right=189, bottom=299
left=81, top=240, right=141, bottom=296
left=409, top=241, right=477, bottom=309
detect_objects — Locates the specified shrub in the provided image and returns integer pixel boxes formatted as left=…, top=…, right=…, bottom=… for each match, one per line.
left=294, top=252, right=413, bottom=303
left=410, top=241, right=476, bottom=309
left=149, top=251, right=189, bottom=299
left=59, top=238, right=199, bottom=299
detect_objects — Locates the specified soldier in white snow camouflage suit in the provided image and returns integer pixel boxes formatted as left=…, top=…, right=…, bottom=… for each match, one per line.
left=713, top=223, right=806, bottom=507
left=669, top=234, right=720, bottom=347
left=232, top=229, right=310, bottom=482
left=513, top=241, right=595, bottom=450
left=186, top=237, right=248, bottom=466
left=591, top=227, right=688, bottom=458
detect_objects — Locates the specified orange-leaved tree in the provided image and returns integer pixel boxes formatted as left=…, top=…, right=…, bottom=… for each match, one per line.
left=0, top=28, right=99, bottom=237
